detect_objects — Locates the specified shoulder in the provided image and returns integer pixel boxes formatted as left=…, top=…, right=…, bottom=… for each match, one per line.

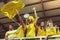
left=5, top=31, right=10, bottom=35
left=5, top=30, right=16, bottom=35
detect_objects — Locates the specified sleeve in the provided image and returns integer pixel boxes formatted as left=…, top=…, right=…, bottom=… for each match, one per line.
left=5, top=32, right=8, bottom=36
left=16, top=26, right=22, bottom=34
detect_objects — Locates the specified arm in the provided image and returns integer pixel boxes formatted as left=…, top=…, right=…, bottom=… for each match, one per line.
left=5, top=33, right=8, bottom=40
left=32, top=7, right=39, bottom=23
left=5, top=35, right=8, bottom=40
left=32, top=7, right=39, bottom=36
left=34, top=24, right=38, bottom=36
left=16, top=10, right=26, bottom=31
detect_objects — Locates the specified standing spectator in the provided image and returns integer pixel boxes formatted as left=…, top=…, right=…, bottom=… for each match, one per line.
left=37, top=21, right=46, bottom=36
left=5, top=25, right=16, bottom=40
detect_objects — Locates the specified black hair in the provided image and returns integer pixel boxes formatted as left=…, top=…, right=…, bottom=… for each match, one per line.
left=36, top=18, right=45, bottom=26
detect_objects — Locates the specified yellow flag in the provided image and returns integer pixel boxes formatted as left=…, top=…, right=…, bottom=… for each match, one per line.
left=1, top=1, right=25, bottom=19
left=16, top=25, right=24, bottom=38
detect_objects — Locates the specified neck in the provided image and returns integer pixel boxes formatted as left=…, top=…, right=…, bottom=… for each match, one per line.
left=40, top=26, right=44, bottom=29
left=9, top=29, right=14, bottom=31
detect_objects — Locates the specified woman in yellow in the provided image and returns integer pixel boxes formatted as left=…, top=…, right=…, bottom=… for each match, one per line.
left=37, top=21, right=46, bottom=36
left=32, top=7, right=46, bottom=36
left=15, top=13, right=25, bottom=38
left=26, top=7, right=39, bottom=37
left=26, top=16, right=36, bottom=37
left=46, top=19, right=56, bottom=36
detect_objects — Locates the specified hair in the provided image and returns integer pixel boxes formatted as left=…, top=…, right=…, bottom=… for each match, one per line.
left=36, top=18, right=45, bottom=26
left=46, top=19, right=53, bottom=27
left=8, top=24, right=15, bottom=28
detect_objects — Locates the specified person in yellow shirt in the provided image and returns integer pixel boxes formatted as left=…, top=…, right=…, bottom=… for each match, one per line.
left=5, top=25, right=17, bottom=40
left=5, top=11, right=25, bottom=38
left=26, top=7, right=39, bottom=37
left=15, top=11, right=25, bottom=38
left=32, top=7, right=46, bottom=36
left=26, top=16, right=36, bottom=37
left=37, top=21, right=46, bottom=36
left=46, top=19, right=56, bottom=36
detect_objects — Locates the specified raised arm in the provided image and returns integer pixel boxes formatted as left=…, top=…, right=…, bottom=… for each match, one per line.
left=16, top=10, right=25, bottom=28
left=32, top=7, right=39, bottom=23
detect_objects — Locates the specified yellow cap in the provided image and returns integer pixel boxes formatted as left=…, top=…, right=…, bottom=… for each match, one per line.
left=28, top=16, right=35, bottom=21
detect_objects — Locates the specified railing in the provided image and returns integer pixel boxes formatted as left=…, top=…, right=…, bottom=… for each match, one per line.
left=1, top=35, right=60, bottom=40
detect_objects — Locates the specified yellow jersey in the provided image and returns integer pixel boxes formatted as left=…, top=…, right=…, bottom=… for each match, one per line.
left=16, top=25, right=24, bottom=38
left=26, top=23, right=36, bottom=37
left=37, top=27, right=46, bottom=36
left=57, top=29, right=60, bottom=35
left=46, top=26, right=56, bottom=36
left=5, top=30, right=17, bottom=38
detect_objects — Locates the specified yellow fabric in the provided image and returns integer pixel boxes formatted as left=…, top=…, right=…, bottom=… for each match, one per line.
left=57, top=29, right=60, bottom=35
left=1, top=1, right=25, bottom=19
left=28, top=16, right=35, bottom=22
left=46, top=26, right=56, bottom=36
left=5, top=30, right=17, bottom=38
left=57, top=30, right=59, bottom=35
left=26, top=23, right=36, bottom=37
left=37, top=27, right=46, bottom=36
left=16, top=25, right=24, bottom=38
left=51, top=27, right=56, bottom=35
left=6, top=30, right=16, bottom=35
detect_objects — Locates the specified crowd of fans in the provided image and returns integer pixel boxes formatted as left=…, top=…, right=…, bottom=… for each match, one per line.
left=2, top=7, right=60, bottom=40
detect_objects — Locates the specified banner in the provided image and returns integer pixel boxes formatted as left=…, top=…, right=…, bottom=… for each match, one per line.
left=1, top=1, right=25, bottom=19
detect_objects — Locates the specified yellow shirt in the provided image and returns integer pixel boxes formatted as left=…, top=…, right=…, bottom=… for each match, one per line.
left=6, top=25, right=24, bottom=38
left=46, top=26, right=56, bottom=36
left=37, top=27, right=46, bottom=36
left=5, top=30, right=17, bottom=38
left=16, top=25, right=24, bottom=38
left=26, top=23, right=36, bottom=37
left=57, top=29, right=60, bottom=35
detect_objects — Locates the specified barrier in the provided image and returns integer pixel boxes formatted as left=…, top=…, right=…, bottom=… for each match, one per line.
left=15, top=35, right=60, bottom=40
left=1, top=35, right=60, bottom=40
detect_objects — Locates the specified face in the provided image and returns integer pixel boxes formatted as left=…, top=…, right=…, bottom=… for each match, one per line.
left=46, top=20, right=50, bottom=26
left=55, top=25, right=59, bottom=29
left=27, top=19, right=32, bottom=24
left=9, top=25, right=14, bottom=30
left=47, top=20, right=50, bottom=24
left=40, top=22, right=44, bottom=26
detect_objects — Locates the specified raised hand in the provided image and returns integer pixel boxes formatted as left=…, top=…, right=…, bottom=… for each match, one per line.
left=32, top=7, right=39, bottom=23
